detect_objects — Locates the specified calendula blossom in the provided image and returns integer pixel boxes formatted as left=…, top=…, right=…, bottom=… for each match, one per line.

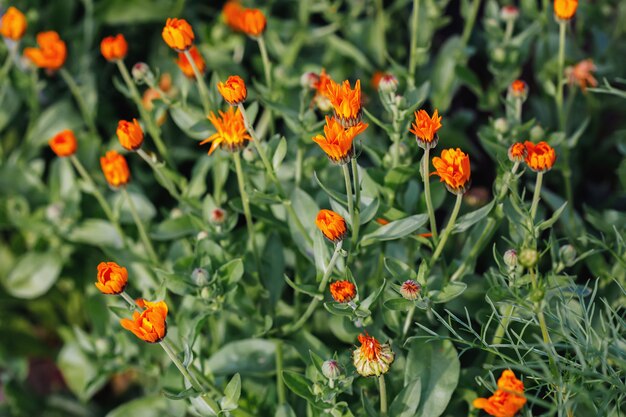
left=0, top=6, right=27, bottom=41
left=508, top=142, right=527, bottom=163
left=116, top=119, right=144, bottom=151
left=316, top=209, right=347, bottom=243
left=353, top=333, right=394, bottom=377
left=95, top=262, right=128, bottom=295
left=524, top=141, right=556, bottom=172
left=49, top=130, right=77, bottom=157
left=222, top=1, right=267, bottom=37
left=325, top=79, right=363, bottom=128
left=312, top=116, right=368, bottom=164
left=312, top=68, right=333, bottom=112
left=100, top=150, right=130, bottom=188
left=554, top=0, right=577, bottom=21
left=431, top=148, right=471, bottom=194
left=100, top=34, right=128, bottom=62
left=473, top=370, right=526, bottom=417
left=200, top=107, right=251, bottom=155
left=23, top=31, right=67, bottom=70
left=162, top=18, right=194, bottom=51
left=120, top=299, right=168, bottom=343
left=176, top=45, right=206, bottom=78
left=329, top=280, right=356, bottom=303
left=410, top=109, right=442, bottom=149
left=566, top=59, right=597, bottom=92
left=217, top=75, right=247, bottom=105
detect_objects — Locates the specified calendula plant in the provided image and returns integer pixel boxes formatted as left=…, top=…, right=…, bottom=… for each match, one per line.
left=1, top=1, right=625, bottom=417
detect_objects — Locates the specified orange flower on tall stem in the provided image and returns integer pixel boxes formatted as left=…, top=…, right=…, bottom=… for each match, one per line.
left=554, top=0, right=577, bottom=21
left=353, top=333, right=394, bottom=377
left=0, top=6, right=27, bottom=41
left=473, top=370, right=526, bottom=417
left=316, top=209, right=347, bottom=243
left=431, top=148, right=471, bottom=194
left=330, top=280, right=356, bottom=303
left=566, top=59, right=597, bottom=92
left=217, top=75, right=247, bottom=105
left=508, top=142, right=527, bottom=163
left=312, top=116, right=368, bottom=164
left=95, top=262, right=128, bottom=295
left=223, top=1, right=243, bottom=30
left=200, top=107, right=251, bottom=155
left=325, top=79, right=363, bottom=128
left=410, top=109, right=442, bottom=149
left=23, top=31, right=67, bottom=70
left=176, top=46, right=205, bottom=78
left=116, top=119, right=144, bottom=151
left=100, top=150, right=130, bottom=188
left=222, top=1, right=267, bottom=37
left=120, top=299, right=168, bottom=343
left=100, top=34, right=128, bottom=62
left=524, top=141, right=556, bottom=172
left=162, top=18, right=194, bottom=51
left=49, top=130, right=77, bottom=157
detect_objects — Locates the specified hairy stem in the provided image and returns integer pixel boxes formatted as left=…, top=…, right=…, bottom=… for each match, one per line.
left=232, top=151, right=261, bottom=274
left=430, top=193, right=463, bottom=268
left=408, top=0, right=420, bottom=87
left=422, top=147, right=439, bottom=240
left=183, top=49, right=212, bottom=114
left=379, top=374, right=388, bottom=417
left=530, top=172, right=544, bottom=221
left=122, top=187, right=159, bottom=264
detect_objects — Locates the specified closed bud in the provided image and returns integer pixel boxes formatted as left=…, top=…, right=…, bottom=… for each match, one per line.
left=491, top=47, right=506, bottom=63
left=210, top=208, right=227, bottom=225
left=529, top=125, right=545, bottom=141
left=559, top=245, right=577, bottom=267
left=192, top=267, right=209, bottom=286
left=378, top=74, right=398, bottom=94
left=500, top=5, right=520, bottom=21
left=300, top=71, right=319, bottom=89
left=132, top=62, right=153, bottom=84
left=242, top=147, right=256, bottom=162
left=503, top=249, right=518, bottom=269
left=400, top=280, right=421, bottom=300
left=197, top=231, right=209, bottom=241
left=321, top=360, right=341, bottom=380
left=200, top=286, right=211, bottom=299
left=518, top=248, right=538, bottom=268
left=494, top=117, right=509, bottom=133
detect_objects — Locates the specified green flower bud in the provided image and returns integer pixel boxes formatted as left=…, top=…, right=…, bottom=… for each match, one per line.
left=519, top=248, right=538, bottom=268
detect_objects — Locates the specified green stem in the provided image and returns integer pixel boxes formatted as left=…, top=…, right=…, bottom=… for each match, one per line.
left=160, top=339, right=206, bottom=394
left=120, top=291, right=139, bottom=309
left=422, top=147, right=439, bottom=240
left=0, top=50, right=14, bottom=83
left=503, top=19, right=515, bottom=43
left=342, top=164, right=357, bottom=261
left=530, top=172, right=544, bottom=221
left=429, top=193, right=463, bottom=268
left=351, top=158, right=361, bottom=255
left=295, top=146, right=304, bottom=188
left=485, top=303, right=515, bottom=366
left=497, top=162, right=520, bottom=201
left=402, top=306, right=416, bottom=339
left=275, top=340, right=286, bottom=405
left=183, top=49, right=212, bottom=114
left=232, top=151, right=261, bottom=274
left=449, top=217, right=496, bottom=282
left=122, top=187, right=159, bottom=264
left=556, top=21, right=567, bottom=131
left=379, top=374, right=388, bottom=417
left=256, top=36, right=272, bottom=90
left=59, top=69, right=98, bottom=137
left=408, top=0, right=420, bottom=88
left=137, top=148, right=181, bottom=200
left=514, top=98, right=523, bottom=124
left=284, top=241, right=343, bottom=334
left=461, top=0, right=482, bottom=47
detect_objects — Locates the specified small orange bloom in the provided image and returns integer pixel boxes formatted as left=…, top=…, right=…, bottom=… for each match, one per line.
left=100, top=150, right=130, bottom=188
left=508, top=142, right=527, bottom=163
left=23, top=31, right=67, bottom=70
left=95, top=261, right=128, bottom=295
left=325, top=79, right=363, bottom=128
left=431, top=148, right=471, bottom=194
left=508, top=80, right=528, bottom=101
left=473, top=370, right=526, bottom=417
left=238, top=8, right=267, bottom=37
left=316, top=209, right=347, bottom=243
left=330, top=280, right=356, bottom=303
left=524, top=141, right=556, bottom=172
left=49, top=130, right=77, bottom=157
left=0, top=6, right=27, bottom=40
left=217, top=75, right=247, bottom=106
left=176, top=45, right=205, bottom=78
left=223, top=1, right=244, bottom=30
left=353, top=333, right=394, bottom=377
left=162, top=18, right=194, bottom=51
left=200, top=107, right=251, bottom=155
left=100, top=34, right=127, bottom=62
left=120, top=299, right=168, bottom=343
left=410, top=109, right=442, bottom=149
left=371, top=71, right=385, bottom=90
left=554, top=0, right=577, bottom=21
left=116, top=119, right=144, bottom=151
left=312, top=116, right=368, bottom=164
left=566, top=59, right=597, bottom=92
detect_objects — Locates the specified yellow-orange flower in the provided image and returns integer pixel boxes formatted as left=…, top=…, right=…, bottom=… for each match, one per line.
left=222, top=2, right=267, bottom=37
left=116, top=119, right=144, bottom=151
left=176, top=45, right=205, bottom=78
left=325, top=79, right=363, bottom=128
left=200, top=107, right=251, bottom=155
left=473, top=370, right=526, bottom=417
left=312, top=68, right=334, bottom=111
left=95, top=261, right=128, bottom=295
left=524, top=141, right=556, bottom=172
left=217, top=75, right=247, bottom=105
left=316, top=209, right=347, bottom=243
left=432, top=148, right=471, bottom=194
left=23, top=31, right=67, bottom=70
left=554, top=0, right=577, bottom=21
left=353, top=333, right=394, bottom=377
left=312, top=116, right=368, bottom=164
left=330, top=280, right=356, bottom=303
left=410, top=109, right=442, bottom=149
left=0, top=6, right=27, bottom=40
left=223, top=1, right=244, bottom=30
left=100, top=150, right=130, bottom=188
left=120, top=299, right=168, bottom=343
left=49, top=130, right=77, bottom=157
left=508, top=142, right=527, bottom=163
left=100, top=34, right=127, bottom=62
left=508, top=80, right=528, bottom=101
left=162, top=18, right=194, bottom=51
left=566, top=59, right=597, bottom=92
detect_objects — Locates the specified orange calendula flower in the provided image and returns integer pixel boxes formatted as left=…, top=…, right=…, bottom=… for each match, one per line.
left=95, top=261, right=128, bottom=295
left=410, top=109, right=442, bottom=149
left=120, top=299, right=168, bottom=343
left=353, top=333, right=394, bottom=377
left=100, top=34, right=128, bottom=62
left=554, top=0, right=577, bottom=21
left=217, top=75, right=247, bottom=106
left=49, top=130, right=77, bottom=157
left=508, top=142, right=527, bottom=163
left=312, top=116, right=368, bottom=164
left=100, top=150, right=130, bottom=188
left=508, top=80, right=528, bottom=101
left=223, top=1, right=244, bottom=30
left=325, top=79, right=363, bottom=128
left=312, top=68, right=334, bottom=112
left=238, top=8, right=267, bottom=37
left=200, top=107, right=251, bottom=155
left=316, top=209, right=347, bottom=243
left=566, top=59, right=597, bottom=92
left=431, top=148, right=471, bottom=194
left=23, top=31, right=67, bottom=70
left=473, top=370, right=527, bottom=417
left=176, top=45, right=205, bottom=78
left=0, top=6, right=27, bottom=40
left=162, top=18, right=194, bottom=51
left=329, top=280, right=356, bottom=303
left=524, top=141, right=556, bottom=172
left=116, top=119, right=144, bottom=151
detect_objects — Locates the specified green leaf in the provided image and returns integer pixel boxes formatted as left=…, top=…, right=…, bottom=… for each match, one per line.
left=288, top=187, right=319, bottom=256
left=404, top=81, right=431, bottom=114
left=314, top=171, right=348, bottom=206
left=169, top=104, right=208, bottom=140
left=388, top=378, right=422, bottom=417
left=536, top=202, right=567, bottom=231
left=361, top=389, right=378, bottom=417
left=58, top=343, right=105, bottom=402
left=282, top=371, right=324, bottom=408
left=384, top=297, right=414, bottom=311
left=3, top=252, right=62, bottom=299
left=105, top=396, right=184, bottom=417
left=68, top=219, right=124, bottom=249
left=206, top=339, right=276, bottom=376
left=361, top=214, right=429, bottom=246
left=359, top=197, right=380, bottom=225
left=384, top=257, right=418, bottom=281
left=430, top=282, right=467, bottom=304
left=272, top=137, right=288, bottom=170
left=214, top=259, right=244, bottom=285
left=25, top=100, right=82, bottom=147
left=284, top=275, right=321, bottom=299
left=151, top=215, right=197, bottom=240
left=455, top=65, right=482, bottom=96
left=220, top=373, right=241, bottom=411
left=452, top=200, right=495, bottom=234
left=275, top=405, right=297, bottom=417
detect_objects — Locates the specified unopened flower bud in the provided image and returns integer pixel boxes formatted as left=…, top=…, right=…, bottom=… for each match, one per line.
left=321, top=360, right=341, bottom=380
left=508, top=80, right=528, bottom=102
left=400, top=280, right=421, bottom=300
left=559, top=245, right=577, bottom=267
left=210, top=208, right=227, bottom=225
left=491, top=47, right=506, bottom=63
left=518, top=248, right=538, bottom=268
left=503, top=249, right=518, bottom=269
left=500, top=5, right=519, bottom=21
left=170, top=208, right=183, bottom=219
left=132, top=62, right=153, bottom=84
left=300, top=71, right=319, bottom=89
left=200, top=286, right=211, bottom=299
left=529, top=125, right=544, bottom=141
left=378, top=74, right=398, bottom=94
left=494, top=117, right=509, bottom=134
left=197, top=231, right=209, bottom=241
left=192, top=267, right=209, bottom=286
left=46, top=203, right=63, bottom=222
left=242, top=147, right=256, bottom=162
